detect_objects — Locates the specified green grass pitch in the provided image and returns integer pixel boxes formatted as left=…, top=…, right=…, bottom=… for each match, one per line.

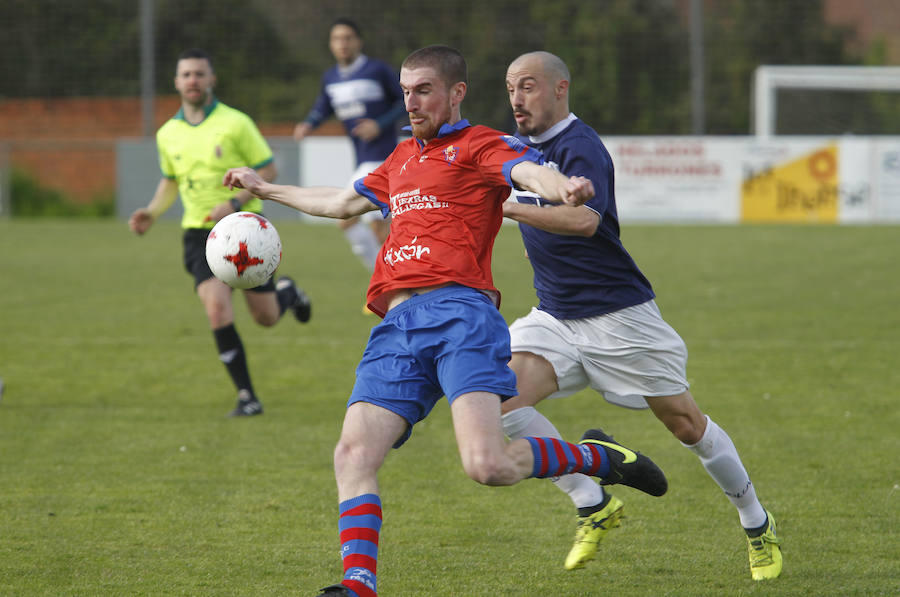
left=0, top=219, right=897, bottom=596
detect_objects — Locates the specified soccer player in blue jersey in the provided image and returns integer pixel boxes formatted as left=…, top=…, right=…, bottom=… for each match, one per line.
left=129, top=49, right=311, bottom=418
left=500, top=51, right=782, bottom=581
left=294, top=18, right=406, bottom=279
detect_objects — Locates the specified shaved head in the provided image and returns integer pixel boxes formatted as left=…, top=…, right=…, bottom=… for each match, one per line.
left=509, top=51, right=570, bottom=85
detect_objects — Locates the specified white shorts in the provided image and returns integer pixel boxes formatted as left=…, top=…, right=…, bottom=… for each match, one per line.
left=351, top=161, right=391, bottom=224
left=508, top=300, right=689, bottom=409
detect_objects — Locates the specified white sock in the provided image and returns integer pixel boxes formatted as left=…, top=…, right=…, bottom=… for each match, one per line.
left=502, top=407, right=606, bottom=509
left=684, top=415, right=767, bottom=529
left=343, top=223, right=380, bottom=272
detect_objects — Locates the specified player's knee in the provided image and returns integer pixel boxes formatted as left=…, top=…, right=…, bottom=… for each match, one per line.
left=205, top=304, right=231, bottom=328
left=650, top=392, right=706, bottom=444
left=672, top=420, right=701, bottom=444
left=661, top=411, right=706, bottom=444
left=333, top=439, right=356, bottom=474
left=251, top=309, right=279, bottom=327
left=461, top=452, right=512, bottom=486
left=333, top=437, right=378, bottom=478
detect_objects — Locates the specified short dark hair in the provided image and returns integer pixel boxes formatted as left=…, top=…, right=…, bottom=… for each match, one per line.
left=177, top=48, right=213, bottom=71
left=330, top=17, right=362, bottom=39
left=402, top=45, right=467, bottom=88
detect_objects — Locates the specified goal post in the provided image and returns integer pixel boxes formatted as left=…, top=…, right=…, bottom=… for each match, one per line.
left=753, top=65, right=900, bottom=137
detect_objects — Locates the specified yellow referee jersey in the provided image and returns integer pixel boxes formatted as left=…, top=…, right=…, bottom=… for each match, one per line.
left=157, top=100, right=273, bottom=229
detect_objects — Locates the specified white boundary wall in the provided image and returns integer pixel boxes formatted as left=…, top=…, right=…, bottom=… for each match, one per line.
left=299, top=134, right=900, bottom=224
left=116, top=135, right=900, bottom=224
left=604, top=136, right=900, bottom=224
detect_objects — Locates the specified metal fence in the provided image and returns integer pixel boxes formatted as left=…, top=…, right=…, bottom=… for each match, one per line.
left=1, top=0, right=898, bottom=209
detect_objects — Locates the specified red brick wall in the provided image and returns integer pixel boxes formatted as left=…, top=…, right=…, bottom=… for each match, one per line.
left=0, top=97, right=343, bottom=203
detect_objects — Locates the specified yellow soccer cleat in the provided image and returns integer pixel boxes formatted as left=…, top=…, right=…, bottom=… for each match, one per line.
left=564, top=494, right=625, bottom=570
left=747, top=509, right=783, bottom=580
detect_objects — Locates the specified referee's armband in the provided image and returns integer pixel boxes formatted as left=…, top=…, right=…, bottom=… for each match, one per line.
left=229, top=197, right=242, bottom=212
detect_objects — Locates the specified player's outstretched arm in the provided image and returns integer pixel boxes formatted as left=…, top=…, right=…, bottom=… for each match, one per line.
left=510, top=161, right=594, bottom=206
left=129, top=177, right=178, bottom=235
left=223, top=166, right=375, bottom=219
left=207, top=162, right=278, bottom=224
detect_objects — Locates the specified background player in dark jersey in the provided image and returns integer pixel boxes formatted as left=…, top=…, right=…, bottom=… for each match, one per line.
left=129, top=49, right=311, bottom=418
left=500, top=51, right=782, bottom=581
left=226, top=45, right=667, bottom=597
left=294, top=18, right=405, bottom=282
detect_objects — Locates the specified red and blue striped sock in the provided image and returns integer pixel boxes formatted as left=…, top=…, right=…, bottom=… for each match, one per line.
left=525, top=437, right=611, bottom=479
left=337, top=493, right=382, bottom=597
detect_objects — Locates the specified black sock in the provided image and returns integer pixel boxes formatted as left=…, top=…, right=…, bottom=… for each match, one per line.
left=275, top=282, right=296, bottom=316
left=213, top=324, right=255, bottom=397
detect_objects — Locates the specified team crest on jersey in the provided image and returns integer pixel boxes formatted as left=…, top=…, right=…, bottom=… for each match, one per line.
left=215, top=144, right=222, bottom=159
left=443, top=145, right=458, bottom=164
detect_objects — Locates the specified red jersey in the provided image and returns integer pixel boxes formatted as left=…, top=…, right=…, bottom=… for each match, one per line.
left=354, top=120, right=543, bottom=316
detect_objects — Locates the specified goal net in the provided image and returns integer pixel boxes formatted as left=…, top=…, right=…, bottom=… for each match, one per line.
left=753, top=66, right=900, bottom=136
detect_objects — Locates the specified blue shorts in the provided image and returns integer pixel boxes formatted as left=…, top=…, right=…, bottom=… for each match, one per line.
left=349, top=285, right=518, bottom=447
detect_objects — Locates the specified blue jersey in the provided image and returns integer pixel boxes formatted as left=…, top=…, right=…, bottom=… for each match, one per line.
left=304, top=55, right=405, bottom=165
left=510, top=114, right=654, bottom=319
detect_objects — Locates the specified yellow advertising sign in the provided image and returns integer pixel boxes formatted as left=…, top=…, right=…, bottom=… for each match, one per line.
left=741, top=144, right=839, bottom=223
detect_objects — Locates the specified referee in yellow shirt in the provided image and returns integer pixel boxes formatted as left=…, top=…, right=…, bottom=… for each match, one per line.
left=129, top=48, right=311, bottom=417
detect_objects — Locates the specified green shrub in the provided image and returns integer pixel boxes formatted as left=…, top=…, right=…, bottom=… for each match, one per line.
left=10, top=169, right=113, bottom=217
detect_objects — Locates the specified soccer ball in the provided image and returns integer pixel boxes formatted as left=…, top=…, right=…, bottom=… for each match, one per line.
left=205, top=212, right=282, bottom=289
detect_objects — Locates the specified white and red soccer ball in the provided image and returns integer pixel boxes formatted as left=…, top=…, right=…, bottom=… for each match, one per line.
left=205, top=212, right=282, bottom=289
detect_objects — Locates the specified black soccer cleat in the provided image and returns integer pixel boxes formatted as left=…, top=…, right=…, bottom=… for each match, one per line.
left=579, top=428, right=668, bottom=497
left=227, top=391, right=263, bottom=418
left=316, top=585, right=353, bottom=596
left=276, top=276, right=312, bottom=323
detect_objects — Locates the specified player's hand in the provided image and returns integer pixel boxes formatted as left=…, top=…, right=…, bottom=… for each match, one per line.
left=224, top=167, right=264, bottom=194
left=351, top=118, right=381, bottom=142
left=205, top=202, right=235, bottom=223
left=561, top=176, right=594, bottom=206
left=293, top=122, right=312, bottom=141
left=128, top=208, right=154, bottom=235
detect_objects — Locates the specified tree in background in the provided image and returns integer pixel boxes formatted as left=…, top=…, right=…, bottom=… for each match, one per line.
left=154, top=0, right=307, bottom=122
left=703, top=0, right=852, bottom=133
left=527, top=0, right=691, bottom=134
left=0, top=0, right=888, bottom=135
left=0, top=0, right=140, bottom=97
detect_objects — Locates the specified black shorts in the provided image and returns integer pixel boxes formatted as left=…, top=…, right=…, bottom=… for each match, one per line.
left=182, top=228, right=276, bottom=292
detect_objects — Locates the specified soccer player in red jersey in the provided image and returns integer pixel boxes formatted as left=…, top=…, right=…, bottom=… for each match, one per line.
left=225, top=46, right=667, bottom=597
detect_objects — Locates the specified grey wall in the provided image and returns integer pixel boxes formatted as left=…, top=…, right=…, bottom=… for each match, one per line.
left=115, top=137, right=353, bottom=222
